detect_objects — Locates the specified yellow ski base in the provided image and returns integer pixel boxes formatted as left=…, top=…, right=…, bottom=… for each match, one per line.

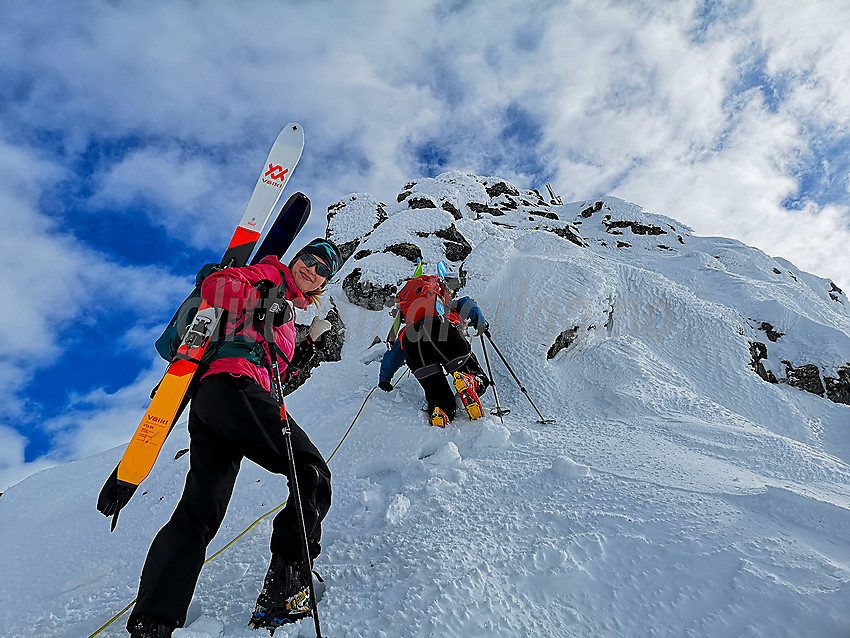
left=117, top=359, right=198, bottom=487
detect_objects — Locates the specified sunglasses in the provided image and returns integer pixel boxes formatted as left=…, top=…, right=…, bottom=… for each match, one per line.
left=299, top=253, right=332, bottom=279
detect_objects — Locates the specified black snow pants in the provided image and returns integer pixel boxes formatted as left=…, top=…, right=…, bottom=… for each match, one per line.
left=401, top=317, right=486, bottom=420
left=129, top=372, right=331, bottom=629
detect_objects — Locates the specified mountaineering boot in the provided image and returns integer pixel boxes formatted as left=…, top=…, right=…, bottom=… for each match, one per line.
left=431, top=405, right=449, bottom=428
left=250, top=555, right=312, bottom=631
left=453, top=371, right=484, bottom=419
left=127, top=615, right=174, bottom=638
left=472, top=371, right=489, bottom=395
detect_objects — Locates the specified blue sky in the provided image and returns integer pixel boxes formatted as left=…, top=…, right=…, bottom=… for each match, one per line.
left=1, top=0, right=849, bottom=490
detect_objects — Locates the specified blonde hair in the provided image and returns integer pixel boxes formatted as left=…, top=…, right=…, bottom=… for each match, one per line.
left=302, top=287, right=325, bottom=307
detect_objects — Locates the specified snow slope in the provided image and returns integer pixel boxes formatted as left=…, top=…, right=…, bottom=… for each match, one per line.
left=2, top=172, right=849, bottom=637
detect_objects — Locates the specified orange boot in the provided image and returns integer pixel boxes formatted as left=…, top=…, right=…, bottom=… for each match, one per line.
left=453, top=372, right=484, bottom=419
left=430, top=406, right=449, bottom=428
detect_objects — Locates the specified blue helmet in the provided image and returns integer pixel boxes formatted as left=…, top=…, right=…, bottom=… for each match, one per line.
left=294, top=238, right=342, bottom=278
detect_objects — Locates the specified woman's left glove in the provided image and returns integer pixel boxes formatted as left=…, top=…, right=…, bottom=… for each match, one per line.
left=309, top=317, right=332, bottom=343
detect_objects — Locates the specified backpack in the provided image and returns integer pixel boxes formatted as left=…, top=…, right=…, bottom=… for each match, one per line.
left=155, top=262, right=222, bottom=362
left=395, top=275, right=452, bottom=325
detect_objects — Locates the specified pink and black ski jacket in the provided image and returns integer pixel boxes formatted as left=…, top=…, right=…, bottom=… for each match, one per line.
left=199, top=255, right=308, bottom=393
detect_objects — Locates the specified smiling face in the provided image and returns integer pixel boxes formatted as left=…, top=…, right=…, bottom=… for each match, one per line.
left=290, top=254, right=329, bottom=293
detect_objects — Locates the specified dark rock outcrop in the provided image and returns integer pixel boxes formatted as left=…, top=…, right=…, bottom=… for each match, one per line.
left=385, top=243, right=422, bottom=264
left=782, top=361, right=825, bottom=396
left=824, top=365, right=850, bottom=405
left=336, top=240, right=360, bottom=264
left=758, top=322, right=784, bottom=342
left=467, top=202, right=504, bottom=217
left=441, top=201, right=462, bottom=220
left=434, top=225, right=473, bottom=262
left=485, top=181, right=520, bottom=198
left=605, top=220, right=667, bottom=236
left=580, top=201, right=604, bottom=218
left=283, top=302, right=346, bottom=395
left=532, top=210, right=559, bottom=220
left=547, top=327, right=579, bottom=360
left=342, top=268, right=398, bottom=311
left=408, top=197, right=437, bottom=210
left=750, top=342, right=850, bottom=407
left=497, top=197, right=519, bottom=211
left=543, top=225, right=584, bottom=247
left=749, top=342, right=778, bottom=384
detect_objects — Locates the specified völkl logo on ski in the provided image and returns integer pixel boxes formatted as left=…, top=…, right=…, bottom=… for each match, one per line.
left=264, top=163, right=289, bottom=187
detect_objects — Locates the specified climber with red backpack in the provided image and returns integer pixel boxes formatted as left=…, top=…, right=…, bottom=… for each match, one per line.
left=379, top=271, right=490, bottom=427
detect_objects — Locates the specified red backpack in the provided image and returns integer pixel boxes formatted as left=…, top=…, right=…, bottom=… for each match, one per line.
left=395, top=275, right=452, bottom=324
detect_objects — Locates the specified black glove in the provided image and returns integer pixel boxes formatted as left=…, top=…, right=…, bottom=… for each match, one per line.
left=254, top=278, right=277, bottom=295
left=255, top=279, right=294, bottom=328
left=97, top=464, right=138, bottom=531
left=378, top=380, right=394, bottom=392
left=289, top=338, right=315, bottom=370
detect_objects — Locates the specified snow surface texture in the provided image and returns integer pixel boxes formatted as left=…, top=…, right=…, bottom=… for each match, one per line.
left=2, top=171, right=849, bottom=637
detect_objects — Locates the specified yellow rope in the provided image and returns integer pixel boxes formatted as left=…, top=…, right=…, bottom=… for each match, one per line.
left=529, top=211, right=549, bottom=232
left=87, top=371, right=404, bottom=638
left=87, top=601, right=136, bottom=637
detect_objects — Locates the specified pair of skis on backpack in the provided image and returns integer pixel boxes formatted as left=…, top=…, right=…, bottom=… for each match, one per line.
left=99, top=124, right=313, bottom=531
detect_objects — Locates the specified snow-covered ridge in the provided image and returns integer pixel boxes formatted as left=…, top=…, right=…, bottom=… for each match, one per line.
left=2, top=171, right=848, bottom=637
left=328, top=170, right=850, bottom=406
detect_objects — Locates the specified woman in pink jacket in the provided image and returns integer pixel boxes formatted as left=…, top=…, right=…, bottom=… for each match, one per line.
left=128, top=239, right=341, bottom=638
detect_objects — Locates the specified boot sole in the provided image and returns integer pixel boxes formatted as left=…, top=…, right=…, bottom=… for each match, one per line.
left=250, top=609, right=312, bottom=631
left=251, top=589, right=312, bottom=630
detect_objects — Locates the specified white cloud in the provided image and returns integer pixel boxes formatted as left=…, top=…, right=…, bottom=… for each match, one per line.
left=0, top=137, right=191, bottom=423
left=0, top=425, right=56, bottom=493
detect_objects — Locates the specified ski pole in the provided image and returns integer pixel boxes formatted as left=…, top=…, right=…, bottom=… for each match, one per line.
left=479, top=332, right=508, bottom=424
left=483, top=329, right=555, bottom=424
left=268, top=346, right=324, bottom=638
